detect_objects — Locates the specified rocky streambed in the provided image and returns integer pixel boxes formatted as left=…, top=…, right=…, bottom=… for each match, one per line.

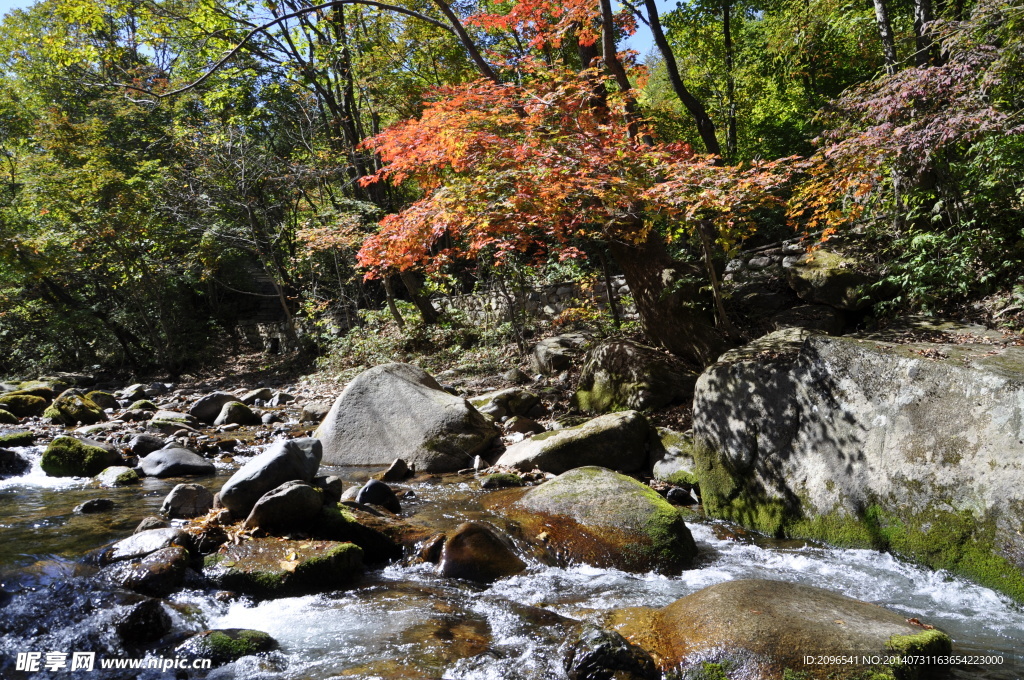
left=1, top=336, right=1023, bottom=679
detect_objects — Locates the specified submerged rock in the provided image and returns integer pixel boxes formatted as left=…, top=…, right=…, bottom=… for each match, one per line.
left=41, top=436, right=122, bottom=478
left=316, top=363, right=498, bottom=472
left=608, top=579, right=951, bottom=679
left=205, top=538, right=363, bottom=597
left=75, top=498, right=116, bottom=514
left=563, top=627, right=659, bottom=680
left=437, top=521, right=526, bottom=583
left=115, top=598, right=172, bottom=646
left=492, top=466, right=697, bottom=574
left=495, top=411, right=654, bottom=474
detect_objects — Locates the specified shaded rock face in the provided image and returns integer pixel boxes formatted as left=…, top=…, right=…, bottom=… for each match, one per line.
left=115, top=598, right=172, bottom=646
left=608, top=579, right=951, bottom=679
left=573, top=340, right=698, bottom=414
left=469, top=388, right=540, bottom=421
left=355, top=479, right=401, bottom=514
left=218, top=438, right=323, bottom=518
left=315, top=363, right=498, bottom=472
left=162, top=483, right=215, bottom=519
left=41, top=436, right=121, bottom=478
left=492, top=466, right=697, bottom=574
left=127, top=433, right=165, bottom=457
left=138, top=446, right=215, bottom=478
left=692, top=329, right=1024, bottom=602
left=437, top=521, right=526, bottom=583
left=205, top=538, right=363, bottom=597
left=311, top=504, right=409, bottom=564
left=495, top=411, right=653, bottom=474
left=563, top=627, right=659, bottom=680
left=785, top=249, right=875, bottom=311
left=244, top=481, right=323, bottom=532
left=531, top=334, right=589, bottom=375
left=0, top=448, right=30, bottom=479
left=104, top=546, right=190, bottom=597
left=649, top=428, right=697, bottom=485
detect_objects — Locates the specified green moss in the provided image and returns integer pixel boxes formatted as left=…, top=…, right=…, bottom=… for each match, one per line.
left=42, top=405, right=68, bottom=424
left=40, top=436, right=121, bottom=477
left=51, top=392, right=105, bottom=425
left=0, top=409, right=18, bottom=425
left=0, top=394, right=47, bottom=417
left=573, top=379, right=640, bottom=413
left=85, top=391, right=118, bottom=410
left=480, top=473, right=524, bottom=488
left=0, top=430, right=35, bottom=447
left=664, top=470, right=699, bottom=487
left=206, top=629, right=275, bottom=660
left=128, top=399, right=157, bottom=411
left=15, top=382, right=57, bottom=399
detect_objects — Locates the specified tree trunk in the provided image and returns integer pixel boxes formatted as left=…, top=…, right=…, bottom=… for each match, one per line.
left=913, top=0, right=938, bottom=67
left=871, top=0, right=898, bottom=74
left=722, top=0, right=737, bottom=160
left=382, top=276, right=405, bottom=328
left=605, top=226, right=728, bottom=365
left=399, top=270, right=441, bottom=324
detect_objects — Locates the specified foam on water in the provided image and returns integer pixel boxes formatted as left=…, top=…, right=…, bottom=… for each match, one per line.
left=0, top=446, right=91, bottom=491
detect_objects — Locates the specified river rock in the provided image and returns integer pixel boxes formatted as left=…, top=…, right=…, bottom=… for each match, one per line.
left=531, top=333, right=589, bottom=375
left=648, top=428, right=697, bottom=486
left=85, top=390, right=119, bottom=410
left=214, top=401, right=260, bottom=426
left=373, top=458, right=410, bottom=482
left=771, top=303, right=846, bottom=335
left=115, top=598, right=172, bottom=646
left=301, top=401, right=332, bottom=422
left=189, top=391, right=238, bottom=423
left=0, top=393, right=47, bottom=417
left=493, top=466, right=697, bottom=573
left=119, top=383, right=148, bottom=401
left=315, top=363, right=498, bottom=472
left=241, top=388, right=273, bottom=405
left=469, top=387, right=540, bottom=420
left=127, top=433, right=166, bottom=456
left=312, top=504, right=407, bottom=564
left=218, top=437, right=322, bottom=517
left=0, top=429, right=35, bottom=447
left=162, top=483, right=215, bottom=519
left=105, top=546, right=190, bottom=597
left=151, top=410, right=196, bottom=425
left=0, top=448, right=30, bottom=479
left=99, top=527, right=191, bottom=565
left=96, top=466, right=140, bottom=487
left=504, top=416, right=545, bottom=435
left=495, top=411, right=654, bottom=474
left=75, top=498, right=115, bottom=514
left=135, top=516, right=171, bottom=533
left=437, top=521, right=526, bottom=583
left=563, top=627, right=659, bottom=680
left=313, top=475, right=344, bottom=503
left=0, top=408, right=20, bottom=425
left=138, top=446, right=215, bottom=478
left=205, top=538, right=363, bottom=597
left=608, top=579, right=951, bottom=678
left=573, top=340, right=698, bottom=413
left=268, top=392, right=295, bottom=407
left=692, top=327, right=1024, bottom=601
left=243, top=481, right=323, bottom=532
left=41, top=436, right=122, bottom=477
left=355, top=479, right=401, bottom=514
left=127, top=399, right=157, bottom=412
left=176, top=629, right=277, bottom=666
left=785, top=249, right=875, bottom=311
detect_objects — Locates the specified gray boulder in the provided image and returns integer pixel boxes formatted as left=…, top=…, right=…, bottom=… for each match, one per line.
left=162, top=483, right=215, bottom=519
left=315, top=363, right=498, bottom=472
left=573, top=340, right=697, bottom=413
left=240, top=388, right=273, bottom=405
left=127, top=433, right=166, bottom=457
left=495, top=411, right=653, bottom=474
left=692, top=327, right=1024, bottom=602
left=188, top=392, right=237, bottom=424
left=99, top=527, right=191, bottom=565
left=96, top=466, right=140, bottom=487
left=138, top=447, right=215, bottom=478
left=243, top=481, right=323, bottom=532
left=218, top=438, right=322, bottom=518
left=785, top=249, right=875, bottom=311
left=213, top=401, right=260, bottom=426
left=469, top=387, right=539, bottom=420
left=530, top=333, right=589, bottom=375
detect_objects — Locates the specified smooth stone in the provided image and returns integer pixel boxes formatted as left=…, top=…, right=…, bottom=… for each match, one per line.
left=137, top=447, right=215, bottom=478
left=218, top=437, right=322, bottom=518
left=243, top=481, right=323, bottom=532
left=355, top=479, right=401, bottom=514
left=437, top=521, right=526, bottom=583
left=162, top=483, right=215, bottom=519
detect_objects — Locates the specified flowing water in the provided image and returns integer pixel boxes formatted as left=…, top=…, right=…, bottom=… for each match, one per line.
left=1, top=445, right=1022, bottom=679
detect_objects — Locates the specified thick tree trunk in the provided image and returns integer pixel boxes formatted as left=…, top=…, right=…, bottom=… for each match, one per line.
left=871, top=0, right=899, bottom=74
left=913, top=0, right=939, bottom=66
left=399, top=270, right=441, bottom=324
left=605, top=228, right=728, bottom=365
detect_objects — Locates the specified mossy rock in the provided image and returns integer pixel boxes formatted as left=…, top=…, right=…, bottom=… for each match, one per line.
left=0, top=409, right=19, bottom=425
left=96, top=465, right=140, bottom=487
left=205, top=538, right=364, bottom=597
left=312, top=503, right=416, bottom=564
left=43, top=405, right=69, bottom=424
left=127, top=399, right=157, bottom=412
left=51, top=390, right=107, bottom=425
left=0, top=394, right=47, bottom=417
left=0, top=430, right=35, bottom=447
left=608, top=579, right=951, bottom=680
left=480, top=473, right=524, bottom=489
left=176, top=629, right=277, bottom=666
left=13, top=382, right=57, bottom=399
left=85, top=391, right=119, bottom=410
left=573, top=339, right=698, bottom=413
left=489, top=466, right=697, bottom=574
left=785, top=249, right=876, bottom=311
left=41, top=436, right=122, bottom=477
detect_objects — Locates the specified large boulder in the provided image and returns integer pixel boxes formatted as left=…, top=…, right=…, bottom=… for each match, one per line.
left=189, top=391, right=238, bottom=423
left=204, top=538, right=363, bottom=597
left=608, top=579, right=951, bottom=679
left=243, top=481, right=324, bottom=532
left=85, top=390, right=119, bottom=410
left=218, top=438, right=322, bottom=518
left=436, top=521, right=526, bottom=583
left=41, top=436, right=122, bottom=477
left=315, top=364, right=498, bottom=472
left=137, top=446, right=215, bottom=478
left=692, top=327, right=1024, bottom=602
left=495, top=411, right=653, bottom=474
left=572, top=340, right=697, bottom=413
left=785, top=249, right=875, bottom=311
left=491, top=466, right=697, bottom=574
left=531, top=333, right=589, bottom=375
left=0, top=393, right=47, bottom=417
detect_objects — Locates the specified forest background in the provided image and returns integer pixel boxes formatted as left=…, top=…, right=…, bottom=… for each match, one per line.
left=0, top=0, right=1021, bottom=377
